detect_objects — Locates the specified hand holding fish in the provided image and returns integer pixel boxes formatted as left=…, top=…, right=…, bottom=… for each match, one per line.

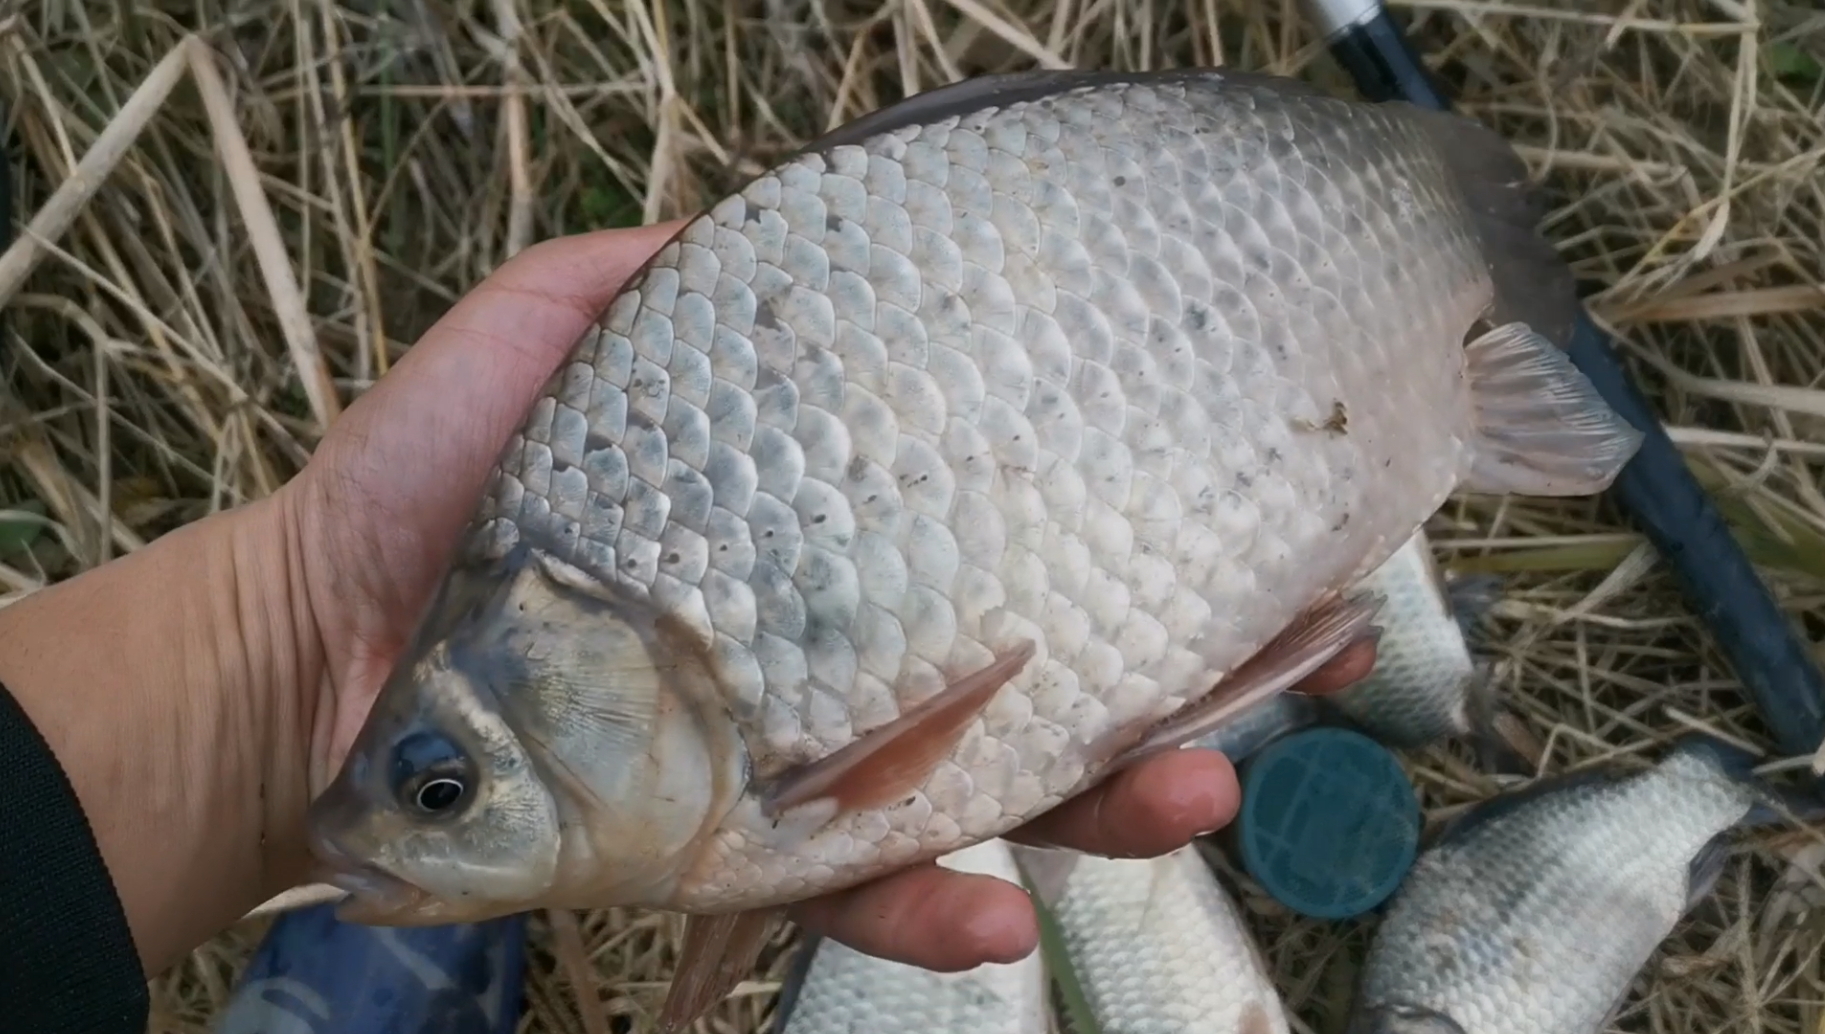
left=0, top=68, right=1646, bottom=1034
left=0, top=210, right=1373, bottom=995
left=290, top=223, right=1379, bottom=973
left=298, top=70, right=1642, bottom=1031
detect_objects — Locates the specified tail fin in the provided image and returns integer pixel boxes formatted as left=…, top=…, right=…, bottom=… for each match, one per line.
left=769, top=933, right=825, bottom=1034
left=1459, top=661, right=1535, bottom=777
left=1442, top=572, right=1505, bottom=643
left=1401, top=106, right=1645, bottom=498
left=1669, top=732, right=1825, bottom=828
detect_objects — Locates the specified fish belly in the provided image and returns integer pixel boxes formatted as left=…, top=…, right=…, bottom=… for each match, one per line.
left=467, top=76, right=1492, bottom=910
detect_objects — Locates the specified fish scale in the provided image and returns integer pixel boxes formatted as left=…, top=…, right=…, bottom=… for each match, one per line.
left=466, top=75, right=1489, bottom=911
left=1032, top=843, right=1293, bottom=1034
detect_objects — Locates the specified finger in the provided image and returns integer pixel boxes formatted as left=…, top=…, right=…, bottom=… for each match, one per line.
left=1006, top=747, right=1240, bottom=858
left=787, top=863, right=1038, bottom=972
left=1290, top=636, right=1379, bottom=697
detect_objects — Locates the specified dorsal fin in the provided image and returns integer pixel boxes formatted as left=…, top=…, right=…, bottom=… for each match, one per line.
left=795, top=67, right=1334, bottom=155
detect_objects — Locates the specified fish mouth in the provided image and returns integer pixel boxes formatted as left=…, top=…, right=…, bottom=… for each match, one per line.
left=307, top=828, right=429, bottom=925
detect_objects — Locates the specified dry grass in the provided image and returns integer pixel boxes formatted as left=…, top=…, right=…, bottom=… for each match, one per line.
left=1, top=0, right=1822, bottom=1031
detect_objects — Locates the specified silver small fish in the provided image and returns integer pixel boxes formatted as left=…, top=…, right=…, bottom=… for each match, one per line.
left=1345, top=735, right=1822, bottom=1034
left=770, top=838, right=1051, bottom=1034
left=1191, top=529, right=1510, bottom=765
left=1325, top=530, right=1506, bottom=753
left=1020, top=842, right=1291, bottom=1034
left=305, top=65, right=1644, bottom=1029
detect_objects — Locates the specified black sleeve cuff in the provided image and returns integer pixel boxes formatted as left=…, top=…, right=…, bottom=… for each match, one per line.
left=0, top=678, right=150, bottom=1034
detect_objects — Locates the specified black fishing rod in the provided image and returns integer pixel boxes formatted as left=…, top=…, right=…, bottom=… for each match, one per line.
left=1305, top=0, right=1825, bottom=761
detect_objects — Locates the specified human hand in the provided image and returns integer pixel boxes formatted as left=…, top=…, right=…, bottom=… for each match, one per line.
left=277, top=224, right=1378, bottom=971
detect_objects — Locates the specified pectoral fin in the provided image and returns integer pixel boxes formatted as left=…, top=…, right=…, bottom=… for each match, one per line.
left=1108, top=592, right=1384, bottom=772
left=759, top=640, right=1038, bottom=818
left=657, top=907, right=783, bottom=1033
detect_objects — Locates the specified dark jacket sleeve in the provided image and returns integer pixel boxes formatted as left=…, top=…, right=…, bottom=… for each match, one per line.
left=0, top=679, right=150, bottom=1034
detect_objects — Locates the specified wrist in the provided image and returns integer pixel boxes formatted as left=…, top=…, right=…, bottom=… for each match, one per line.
left=0, top=490, right=324, bottom=974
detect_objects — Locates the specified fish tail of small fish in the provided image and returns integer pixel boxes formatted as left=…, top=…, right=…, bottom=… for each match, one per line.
left=1669, top=732, right=1825, bottom=827
left=1399, top=107, right=1645, bottom=498
left=1457, top=660, right=1537, bottom=778
left=1442, top=571, right=1505, bottom=642
left=769, top=930, right=824, bottom=1034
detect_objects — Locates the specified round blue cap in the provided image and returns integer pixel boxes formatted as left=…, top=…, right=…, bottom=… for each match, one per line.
left=1235, top=726, right=1420, bottom=920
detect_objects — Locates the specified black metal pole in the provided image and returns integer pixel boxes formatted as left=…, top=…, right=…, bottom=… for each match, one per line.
left=1306, top=0, right=1825, bottom=760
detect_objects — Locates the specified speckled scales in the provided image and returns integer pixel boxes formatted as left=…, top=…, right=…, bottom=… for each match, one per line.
left=471, top=76, right=1492, bottom=910
left=1329, top=531, right=1477, bottom=747
left=1050, top=845, right=1291, bottom=1034
left=776, top=839, right=1051, bottom=1034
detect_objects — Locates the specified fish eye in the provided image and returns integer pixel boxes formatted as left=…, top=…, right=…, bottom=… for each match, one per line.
left=414, top=776, right=468, bottom=814
left=390, top=730, right=475, bottom=819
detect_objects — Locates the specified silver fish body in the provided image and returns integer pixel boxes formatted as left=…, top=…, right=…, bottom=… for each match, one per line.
left=1327, top=530, right=1489, bottom=749
left=771, top=838, right=1050, bottom=1034
left=307, top=66, right=1642, bottom=931
left=1346, top=737, right=1788, bottom=1034
left=1190, top=691, right=1321, bottom=761
left=1024, top=842, right=1288, bottom=1034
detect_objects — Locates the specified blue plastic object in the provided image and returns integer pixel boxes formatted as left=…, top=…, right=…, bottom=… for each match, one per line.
left=1235, top=727, right=1420, bottom=921
left=210, top=903, right=530, bottom=1034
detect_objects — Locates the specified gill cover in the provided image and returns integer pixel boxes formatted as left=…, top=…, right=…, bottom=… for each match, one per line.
left=307, top=550, right=567, bottom=924
left=310, top=541, right=751, bottom=922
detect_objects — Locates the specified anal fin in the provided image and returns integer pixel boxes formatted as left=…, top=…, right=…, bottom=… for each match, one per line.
left=1007, top=842, right=1083, bottom=908
left=1461, top=321, right=1644, bottom=497
left=1108, top=592, right=1384, bottom=773
left=759, top=639, right=1038, bottom=818
left=657, top=907, right=783, bottom=1033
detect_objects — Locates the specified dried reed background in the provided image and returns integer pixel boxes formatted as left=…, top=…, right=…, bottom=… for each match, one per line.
left=0, top=0, right=1822, bottom=1031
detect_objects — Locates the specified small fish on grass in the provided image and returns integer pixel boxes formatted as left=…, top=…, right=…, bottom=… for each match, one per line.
left=304, top=65, right=1645, bottom=1029
left=1194, top=529, right=1524, bottom=773
left=1343, top=734, right=1825, bottom=1034
left=1018, top=840, right=1292, bottom=1034
left=768, top=838, right=1050, bottom=1034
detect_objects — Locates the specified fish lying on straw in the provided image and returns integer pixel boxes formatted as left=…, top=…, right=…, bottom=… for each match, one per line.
left=1324, top=530, right=1518, bottom=764
left=1020, top=841, right=1292, bottom=1034
left=1192, top=529, right=1517, bottom=766
left=1345, top=735, right=1825, bottom=1034
left=303, top=65, right=1645, bottom=1028
left=769, top=837, right=1050, bottom=1034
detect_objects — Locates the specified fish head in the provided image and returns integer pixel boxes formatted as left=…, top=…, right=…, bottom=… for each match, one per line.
left=306, top=544, right=749, bottom=924
left=1344, top=1003, right=1470, bottom=1034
